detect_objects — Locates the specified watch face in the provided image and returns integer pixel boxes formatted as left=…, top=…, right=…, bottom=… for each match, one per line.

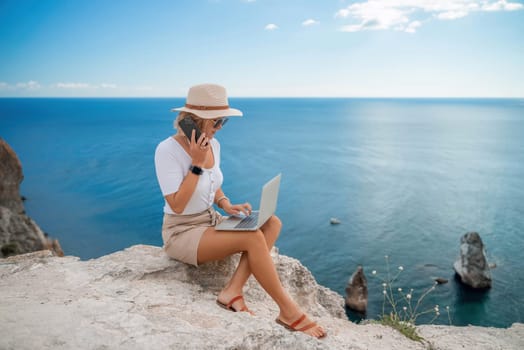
left=190, top=165, right=203, bottom=175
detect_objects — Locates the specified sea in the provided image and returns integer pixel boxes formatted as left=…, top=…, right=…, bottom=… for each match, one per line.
left=1, top=97, right=523, bottom=328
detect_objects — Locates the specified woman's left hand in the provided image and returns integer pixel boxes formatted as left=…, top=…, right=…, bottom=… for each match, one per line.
left=223, top=202, right=252, bottom=217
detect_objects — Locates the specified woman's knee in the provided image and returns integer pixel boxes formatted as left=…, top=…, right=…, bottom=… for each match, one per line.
left=247, top=229, right=268, bottom=249
left=264, top=215, right=282, bottom=237
left=270, top=215, right=282, bottom=232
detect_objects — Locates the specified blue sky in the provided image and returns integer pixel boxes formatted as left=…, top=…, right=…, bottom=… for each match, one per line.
left=1, top=0, right=523, bottom=97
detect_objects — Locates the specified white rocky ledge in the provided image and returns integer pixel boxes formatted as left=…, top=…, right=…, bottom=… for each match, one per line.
left=0, top=245, right=522, bottom=350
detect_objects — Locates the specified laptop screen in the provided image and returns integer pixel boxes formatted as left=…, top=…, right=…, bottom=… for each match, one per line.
left=257, top=174, right=281, bottom=226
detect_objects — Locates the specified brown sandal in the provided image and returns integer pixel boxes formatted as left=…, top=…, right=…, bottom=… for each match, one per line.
left=216, top=295, right=251, bottom=313
left=276, top=314, right=326, bottom=338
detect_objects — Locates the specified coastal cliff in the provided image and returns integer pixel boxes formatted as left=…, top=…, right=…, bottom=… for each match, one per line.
left=0, top=139, right=63, bottom=258
left=1, top=245, right=522, bottom=350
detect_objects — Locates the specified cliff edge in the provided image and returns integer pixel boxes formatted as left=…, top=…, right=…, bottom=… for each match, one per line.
left=0, top=245, right=522, bottom=350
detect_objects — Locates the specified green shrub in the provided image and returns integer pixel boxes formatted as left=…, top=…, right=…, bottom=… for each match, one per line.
left=371, top=255, right=452, bottom=341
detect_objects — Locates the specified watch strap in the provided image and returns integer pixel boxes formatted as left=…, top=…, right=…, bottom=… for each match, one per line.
left=189, top=165, right=203, bottom=176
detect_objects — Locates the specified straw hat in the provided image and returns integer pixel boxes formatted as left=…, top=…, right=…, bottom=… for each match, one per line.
left=172, top=83, right=243, bottom=119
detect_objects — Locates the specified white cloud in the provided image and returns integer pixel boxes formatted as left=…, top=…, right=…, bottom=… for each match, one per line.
left=437, top=10, right=469, bottom=20
left=265, top=23, right=279, bottom=30
left=0, top=81, right=41, bottom=90
left=0, top=81, right=161, bottom=97
left=482, top=0, right=523, bottom=11
left=302, top=19, right=320, bottom=26
left=336, top=0, right=524, bottom=33
left=335, top=9, right=350, bottom=18
left=16, top=81, right=41, bottom=90
left=55, top=82, right=118, bottom=89
left=56, top=82, right=90, bottom=89
left=405, top=20, right=422, bottom=33
left=338, top=1, right=410, bottom=32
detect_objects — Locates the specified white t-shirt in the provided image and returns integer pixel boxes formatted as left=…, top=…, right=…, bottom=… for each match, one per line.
left=154, top=136, right=223, bottom=215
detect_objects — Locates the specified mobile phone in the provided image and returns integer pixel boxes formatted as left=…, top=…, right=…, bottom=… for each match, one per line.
left=179, top=116, right=202, bottom=143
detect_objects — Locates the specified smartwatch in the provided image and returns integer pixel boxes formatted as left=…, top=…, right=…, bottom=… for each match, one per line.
left=189, top=165, right=203, bottom=176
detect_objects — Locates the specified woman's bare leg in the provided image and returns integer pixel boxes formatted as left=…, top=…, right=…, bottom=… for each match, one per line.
left=217, top=215, right=282, bottom=311
left=197, top=224, right=326, bottom=338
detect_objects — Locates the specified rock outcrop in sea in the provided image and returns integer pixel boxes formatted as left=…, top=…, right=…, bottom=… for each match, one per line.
left=345, top=265, right=368, bottom=313
left=453, top=232, right=492, bottom=289
left=1, top=245, right=523, bottom=350
left=0, top=139, right=63, bottom=258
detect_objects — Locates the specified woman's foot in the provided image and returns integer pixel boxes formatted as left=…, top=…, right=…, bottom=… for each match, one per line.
left=217, top=290, right=254, bottom=315
left=276, top=311, right=326, bottom=338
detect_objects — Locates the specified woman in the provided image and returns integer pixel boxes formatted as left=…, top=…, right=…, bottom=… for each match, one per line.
left=154, top=83, right=326, bottom=338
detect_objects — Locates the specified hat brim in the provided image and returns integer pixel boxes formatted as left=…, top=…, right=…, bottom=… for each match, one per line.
left=171, top=106, right=243, bottom=119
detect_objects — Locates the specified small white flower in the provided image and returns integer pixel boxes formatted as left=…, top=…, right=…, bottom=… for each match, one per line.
left=436, top=311, right=440, bottom=316
left=383, top=290, right=387, bottom=295
left=406, top=294, right=412, bottom=300
left=385, top=255, right=389, bottom=259
left=382, top=283, right=387, bottom=288
left=434, top=306, right=439, bottom=312
left=372, top=270, right=377, bottom=275
left=398, top=288, right=402, bottom=292
left=403, top=306, right=407, bottom=311
left=446, top=306, right=450, bottom=310
left=398, top=266, right=404, bottom=271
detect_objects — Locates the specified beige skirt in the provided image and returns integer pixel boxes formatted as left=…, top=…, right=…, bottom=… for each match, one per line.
left=162, top=207, right=224, bottom=266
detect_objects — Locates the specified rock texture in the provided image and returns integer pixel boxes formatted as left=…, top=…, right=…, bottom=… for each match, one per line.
left=1, top=245, right=522, bottom=350
left=453, top=232, right=492, bottom=289
left=345, top=265, right=368, bottom=313
left=0, top=139, right=63, bottom=258
left=418, top=324, right=524, bottom=350
left=0, top=138, right=24, bottom=213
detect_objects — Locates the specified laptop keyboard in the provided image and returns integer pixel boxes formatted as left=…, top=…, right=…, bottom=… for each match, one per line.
left=235, top=212, right=259, bottom=229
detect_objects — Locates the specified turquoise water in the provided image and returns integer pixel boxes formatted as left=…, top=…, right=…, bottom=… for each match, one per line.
left=1, top=97, right=523, bottom=327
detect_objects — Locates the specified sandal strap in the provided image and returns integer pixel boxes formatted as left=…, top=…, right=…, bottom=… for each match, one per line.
left=290, top=314, right=307, bottom=329
left=296, top=322, right=318, bottom=332
left=226, top=295, right=244, bottom=309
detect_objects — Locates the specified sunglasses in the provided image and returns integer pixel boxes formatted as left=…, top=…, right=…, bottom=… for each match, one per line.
left=212, top=117, right=229, bottom=129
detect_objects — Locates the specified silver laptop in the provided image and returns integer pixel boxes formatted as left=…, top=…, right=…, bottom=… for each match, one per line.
left=215, top=174, right=281, bottom=231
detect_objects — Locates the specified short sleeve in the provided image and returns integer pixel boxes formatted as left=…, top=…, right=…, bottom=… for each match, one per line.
left=154, top=139, right=187, bottom=196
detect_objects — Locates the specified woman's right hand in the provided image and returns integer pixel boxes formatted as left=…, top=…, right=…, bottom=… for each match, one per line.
left=188, top=129, right=209, bottom=166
